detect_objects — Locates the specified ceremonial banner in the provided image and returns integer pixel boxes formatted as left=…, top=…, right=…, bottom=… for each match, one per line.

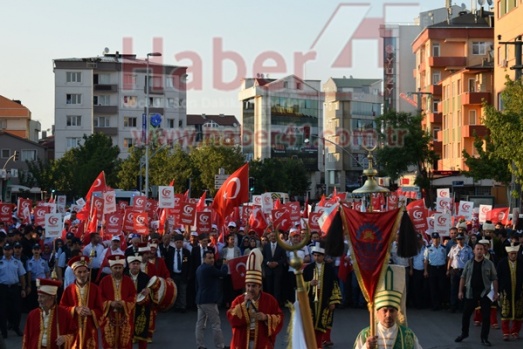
left=457, top=201, right=474, bottom=221
left=478, top=204, right=492, bottom=223
left=103, top=190, right=116, bottom=214
left=158, top=186, right=175, bottom=208
left=45, top=213, right=62, bottom=239
left=229, top=255, right=248, bottom=290
left=211, top=163, right=249, bottom=220
left=196, top=211, right=212, bottom=234
left=0, top=203, right=13, bottom=223
left=341, top=207, right=401, bottom=304
left=105, top=213, right=124, bottom=235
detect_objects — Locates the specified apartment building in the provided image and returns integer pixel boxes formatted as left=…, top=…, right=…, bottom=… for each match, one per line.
left=54, top=52, right=187, bottom=159
left=412, top=9, right=494, bottom=172
left=0, top=96, right=41, bottom=142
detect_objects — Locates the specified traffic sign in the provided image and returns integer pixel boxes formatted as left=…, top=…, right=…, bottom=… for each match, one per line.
left=214, top=174, right=229, bottom=189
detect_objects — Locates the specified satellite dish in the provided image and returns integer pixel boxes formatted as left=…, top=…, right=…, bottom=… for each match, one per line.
left=478, top=0, right=485, bottom=6
left=103, top=47, right=110, bottom=54
left=486, top=0, right=493, bottom=6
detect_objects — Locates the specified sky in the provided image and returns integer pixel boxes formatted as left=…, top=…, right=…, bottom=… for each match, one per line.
left=0, top=0, right=464, bottom=132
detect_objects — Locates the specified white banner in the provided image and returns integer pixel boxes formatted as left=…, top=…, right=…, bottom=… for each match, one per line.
left=436, top=197, right=453, bottom=213
left=261, top=192, right=273, bottom=214
left=437, top=188, right=450, bottom=198
left=458, top=201, right=474, bottom=220
left=434, top=213, right=451, bottom=235
left=104, top=190, right=116, bottom=214
left=45, top=213, right=63, bottom=239
left=158, top=186, right=175, bottom=208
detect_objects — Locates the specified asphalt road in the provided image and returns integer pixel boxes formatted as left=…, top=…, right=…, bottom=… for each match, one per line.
left=4, top=306, right=522, bottom=348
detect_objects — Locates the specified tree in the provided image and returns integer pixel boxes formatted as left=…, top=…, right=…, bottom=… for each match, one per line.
left=19, top=158, right=55, bottom=190
left=248, top=157, right=310, bottom=198
left=52, top=133, right=120, bottom=198
left=483, top=77, right=523, bottom=187
left=462, top=134, right=511, bottom=185
left=375, top=111, right=439, bottom=207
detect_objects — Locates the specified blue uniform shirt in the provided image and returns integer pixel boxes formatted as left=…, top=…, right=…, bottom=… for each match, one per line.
left=448, top=244, right=473, bottom=269
left=26, top=257, right=50, bottom=280
left=424, top=244, right=447, bottom=266
left=0, top=256, right=27, bottom=285
left=412, top=246, right=426, bottom=270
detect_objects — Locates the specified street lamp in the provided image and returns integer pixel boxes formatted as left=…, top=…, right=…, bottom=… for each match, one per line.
left=144, top=52, right=162, bottom=198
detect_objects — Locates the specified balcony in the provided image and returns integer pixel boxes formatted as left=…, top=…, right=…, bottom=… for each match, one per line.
left=149, top=107, right=164, bottom=115
left=462, top=125, right=488, bottom=138
left=94, top=127, right=118, bottom=136
left=93, top=105, right=118, bottom=114
left=461, top=92, right=491, bottom=105
left=429, top=112, right=442, bottom=124
left=429, top=84, right=442, bottom=96
left=428, top=56, right=467, bottom=68
left=432, top=140, right=442, bottom=154
left=94, top=84, right=117, bottom=92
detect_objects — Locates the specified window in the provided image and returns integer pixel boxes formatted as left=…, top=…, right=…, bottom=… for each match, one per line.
left=123, top=96, right=137, bottom=107
left=148, top=97, right=163, bottom=107
left=472, top=42, right=490, bottom=55
left=432, top=43, right=440, bottom=57
left=1, top=149, right=10, bottom=158
left=296, top=82, right=302, bottom=90
left=124, top=117, right=137, bottom=127
left=457, top=79, right=462, bottom=94
left=167, top=119, right=176, bottom=128
left=66, top=94, right=81, bottom=105
left=433, top=127, right=440, bottom=141
left=66, top=115, right=82, bottom=127
left=94, top=73, right=110, bottom=84
left=123, top=74, right=136, bottom=88
left=123, top=138, right=134, bottom=149
left=66, top=72, right=81, bottom=83
left=94, top=116, right=110, bottom=127
left=469, top=110, right=477, bottom=125
left=66, top=137, right=82, bottom=150
left=146, top=76, right=162, bottom=88
left=468, top=78, right=475, bottom=92
left=93, top=95, right=110, bottom=106
left=21, top=150, right=36, bottom=162
left=433, top=100, right=440, bottom=113
left=432, top=72, right=441, bottom=85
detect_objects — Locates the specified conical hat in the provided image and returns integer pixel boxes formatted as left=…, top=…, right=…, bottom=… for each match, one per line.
left=245, top=249, right=263, bottom=285
left=375, top=264, right=405, bottom=311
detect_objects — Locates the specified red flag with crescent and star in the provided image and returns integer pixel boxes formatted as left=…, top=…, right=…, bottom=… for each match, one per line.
left=229, top=255, right=249, bottom=290
left=341, top=207, right=401, bottom=304
left=211, top=163, right=249, bottom=221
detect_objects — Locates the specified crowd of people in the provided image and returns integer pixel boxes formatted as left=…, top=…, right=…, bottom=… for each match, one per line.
left=1, top=205, right=523, bottom=348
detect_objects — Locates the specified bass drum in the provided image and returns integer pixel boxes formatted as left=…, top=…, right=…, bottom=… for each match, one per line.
left=155, top=277, right=177, bottom=312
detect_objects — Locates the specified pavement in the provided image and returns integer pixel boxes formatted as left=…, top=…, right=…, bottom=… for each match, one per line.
left=4, top=306, right=522, bottom=348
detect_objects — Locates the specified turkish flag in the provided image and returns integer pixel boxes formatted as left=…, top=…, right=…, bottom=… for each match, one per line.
left=272, top=207, right=291, bottom=231
left=87, top=207, right=99, bottom=233
left=196, top=191, right=207, bottom=212
left=211, top=164, right=249, bottom=220
left=229, top=255, right=248, bottom=290
left=487, top=207, right=510, bottom=225
left=85, top=171, right=107, bottom=205
left=248, top=206, right=267, bottom=237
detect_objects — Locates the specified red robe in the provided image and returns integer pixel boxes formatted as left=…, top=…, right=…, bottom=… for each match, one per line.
left=149, top=257, right=170, bottom=280
left=227, top=292, right=284, bottom=349
left=22, top=305, right=76, bottom=349
left=60, top=282, right=103, bottom=349
left=99, top=275, right=137, bottom=349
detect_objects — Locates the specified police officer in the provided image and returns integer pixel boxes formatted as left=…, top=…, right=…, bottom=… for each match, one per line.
left=26, top=243, right=50, bottom=310
left=424, top=232, right=447, bottom=311
left=446, top=233, right=473, bottom=313
left=0, top=242, right=27, bottom=338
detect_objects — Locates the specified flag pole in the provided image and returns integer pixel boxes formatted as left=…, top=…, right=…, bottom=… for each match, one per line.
left=275, top=225, right=316, bottom=348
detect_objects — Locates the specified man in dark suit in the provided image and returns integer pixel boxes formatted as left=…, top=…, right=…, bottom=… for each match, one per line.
left=124, top=233, right=142, bottom=258
left=159, top=233, right=175, bottom=267
left=262, top=231, right=287, bottom=305
left=171, top=234, right=191, bottom=313
left=187, top=234, right=213, bottom=309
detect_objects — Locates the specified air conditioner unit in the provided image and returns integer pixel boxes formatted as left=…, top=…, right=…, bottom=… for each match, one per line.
left=0, top=169, right=6, bottom=179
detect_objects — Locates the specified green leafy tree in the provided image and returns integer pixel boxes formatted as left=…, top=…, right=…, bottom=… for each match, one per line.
left=375, top=111, right=439, bottom=207
left=249, top=157, right=310, bottom=198
left=483, top=77, right=523, bottom=187
left=52, top=133, right=120, bottom=198
left=462, top=134, right=511, bottom=185
left=19, top=158, right=55, bottom=189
